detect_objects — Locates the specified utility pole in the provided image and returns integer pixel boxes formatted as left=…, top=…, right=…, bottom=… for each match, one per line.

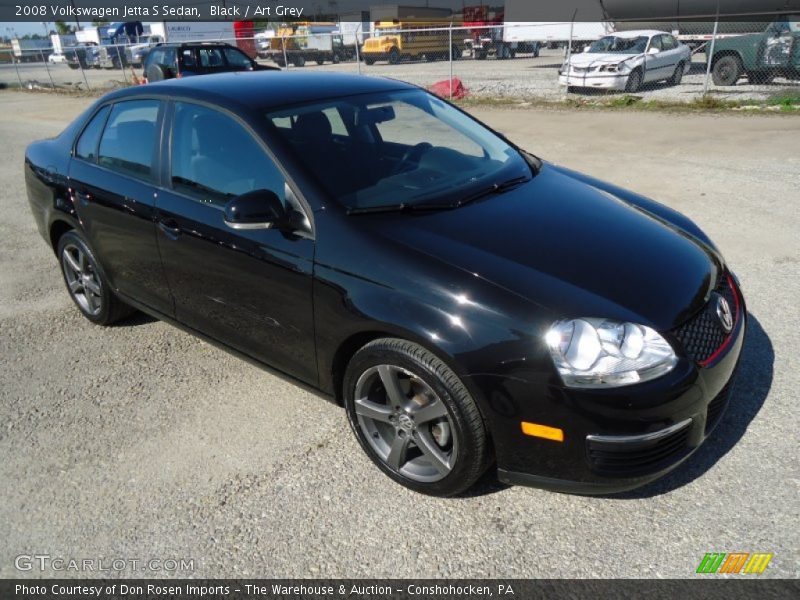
left=70, top=0, right=80, bottom=30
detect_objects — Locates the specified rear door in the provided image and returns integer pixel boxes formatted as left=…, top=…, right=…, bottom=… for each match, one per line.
left=154, top=100, right=317, bottom=383
left=68, top=98, right=174, bottom=315
left=660, top=34, right=685, bottom=76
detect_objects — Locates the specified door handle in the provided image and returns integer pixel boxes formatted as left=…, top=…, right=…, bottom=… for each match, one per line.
left=74, top=190, right=91, bottom=206
left=157, top=218, right=182, bottom=240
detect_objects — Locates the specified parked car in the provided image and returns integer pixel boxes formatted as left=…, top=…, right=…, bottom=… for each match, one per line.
left=709, top=14, right=800, bottom=85
left=559, top=30, right=692, bottom=92
left=24, top=72, right=744, bottom=496
left=64, top=43, right=95, bottom=70
left=47, top=53, right=68, bottom=64
left=142, top=42, right=279, bottom=83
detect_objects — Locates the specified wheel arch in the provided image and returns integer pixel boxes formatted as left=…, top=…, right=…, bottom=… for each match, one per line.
left=711, top=49, right=743, bottom=68
left=49, top=219, right=74, bottom=254
left=328, top=325, right=485, bottom=411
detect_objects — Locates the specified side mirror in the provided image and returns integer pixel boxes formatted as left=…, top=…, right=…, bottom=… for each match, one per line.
left=582, top=45, right=591, bottom=53
left=648, top=47, right=660, bottom=55
left=224, top=189, right=286, bottom=230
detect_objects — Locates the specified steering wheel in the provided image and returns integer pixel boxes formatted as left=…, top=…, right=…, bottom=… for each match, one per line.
left=391, top=142, right=433, bottom=175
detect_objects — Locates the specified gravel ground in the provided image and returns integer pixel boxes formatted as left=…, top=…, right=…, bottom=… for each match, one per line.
left=0, top=91, right=798, bottom=579
left=2, top=49, right=799, bottom=103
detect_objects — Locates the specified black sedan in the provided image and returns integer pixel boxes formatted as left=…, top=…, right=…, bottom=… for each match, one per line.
left=24, top=72, right=745, bottom=496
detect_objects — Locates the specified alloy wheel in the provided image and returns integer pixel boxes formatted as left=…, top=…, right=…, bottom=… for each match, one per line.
left=61, top=243, right=103, bottom=316
left=354, top=364, right=457, bottom=482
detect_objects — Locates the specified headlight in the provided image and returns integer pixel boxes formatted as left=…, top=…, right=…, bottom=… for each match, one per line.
left=599, top=63, right=619, bottom=72
left=545, top=318, right=677, bottom=388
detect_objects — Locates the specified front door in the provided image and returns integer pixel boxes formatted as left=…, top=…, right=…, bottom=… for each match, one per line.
left=69, top=99, right=174, bottom=315
left=155, top=101, right=317, bottom=384
left=643, top=35, right=670, bottom=82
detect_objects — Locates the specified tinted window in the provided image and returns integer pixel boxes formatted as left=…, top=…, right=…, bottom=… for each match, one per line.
left=98, top=100, right=160, bottom=180
left=171, top=102, right=285, bottom=208
left=145, top=48, right=164, bottom=69
left=180, top=48, right=197, bottom=69
left=163, top=47, right=178, bottom=70
left=75, top=105, right=110, bottom=161
left=223, top=47, right=252, bottom=69
left=375, top=101, right=483, bottom=157
left=198, top=47, right=225, bottom=69
left=267, top=89, right=529, bottom=210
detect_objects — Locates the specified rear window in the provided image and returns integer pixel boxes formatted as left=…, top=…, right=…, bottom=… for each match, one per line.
left=97, top=100, right=160, bottom=181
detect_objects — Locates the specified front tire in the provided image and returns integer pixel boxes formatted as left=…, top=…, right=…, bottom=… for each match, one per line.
left=57, top=231, right=135, bottom=326
left=625, top=68, right=643, bottom=92
left=344, top=338, right=490, bottom=496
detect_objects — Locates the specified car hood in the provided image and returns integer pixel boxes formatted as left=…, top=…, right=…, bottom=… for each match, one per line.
left=368, top=164, right=718, bottom=331
left=569, top=52, right=639, bottom=67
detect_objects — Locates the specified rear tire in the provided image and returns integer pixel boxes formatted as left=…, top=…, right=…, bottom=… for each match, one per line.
left=712, top=55, right=743, bottom=86
left=344, top=338, right=490, bottom=496
left=57, top=230, right=136, bottom=326
left=668, top=61, right=685, bottom=85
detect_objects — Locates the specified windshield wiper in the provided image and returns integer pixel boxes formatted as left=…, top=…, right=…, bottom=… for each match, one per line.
left=347, top=202, right=456, bottom=215
left=453, top=175, right=532, bottom=209
left=347, top=175, right=532, bottom=216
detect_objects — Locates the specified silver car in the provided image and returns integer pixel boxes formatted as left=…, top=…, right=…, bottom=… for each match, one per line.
left=559, top=30, right=692, bottom=92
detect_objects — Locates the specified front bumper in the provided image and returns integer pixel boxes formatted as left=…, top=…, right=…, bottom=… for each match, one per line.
left=362, top=52, right=392, bottom=62
left=559, top=72, right=629, bottom=90
left=469, top=279, right=746, bottom=494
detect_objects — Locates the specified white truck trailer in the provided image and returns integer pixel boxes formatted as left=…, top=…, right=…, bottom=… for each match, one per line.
left=502, top=0, right=612, bottom=51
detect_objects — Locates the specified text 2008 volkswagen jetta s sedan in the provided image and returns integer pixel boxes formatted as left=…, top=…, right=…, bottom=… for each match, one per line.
left=25, top=72, right=745, bottom=496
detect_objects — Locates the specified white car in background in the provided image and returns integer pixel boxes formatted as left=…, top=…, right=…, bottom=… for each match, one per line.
left=47, top=53, right=68, bottom=64
left=559, top=30, right=692, bottom=92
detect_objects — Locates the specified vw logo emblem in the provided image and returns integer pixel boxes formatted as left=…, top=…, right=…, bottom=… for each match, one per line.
left=397, top=413, right=414, bottom=432
left=715, top=295, right=733, bottom=334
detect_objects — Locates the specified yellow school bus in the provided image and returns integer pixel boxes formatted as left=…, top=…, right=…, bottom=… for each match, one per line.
left=362, top=20, right=464, bottom=65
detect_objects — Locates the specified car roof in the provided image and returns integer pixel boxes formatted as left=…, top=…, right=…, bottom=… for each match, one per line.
left=605, top=30, right=671, bottom=38
left=155, top=42, right=236, bottom=48
left=107, top=71, right=415, bottom=111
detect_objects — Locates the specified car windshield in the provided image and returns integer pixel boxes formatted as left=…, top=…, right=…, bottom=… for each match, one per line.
left=587, top=36, right=649, bottom=54
left=266, top=89, right=531, bottom=211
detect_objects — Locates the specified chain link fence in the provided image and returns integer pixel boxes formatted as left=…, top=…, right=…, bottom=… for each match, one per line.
left=1, top=16, right=798, bottom=107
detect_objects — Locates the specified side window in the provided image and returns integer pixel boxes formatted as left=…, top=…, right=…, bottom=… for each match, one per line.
left=180, top=48, right=197, bottom=69
left=662, top=35, right=678, bottom=50
left=145, top=48, right=164, bottom=69
left=97, top=100, right=160, bottom=181
left=75, top=105, right=110, bottom=161
left=223, top=47, right=252, bottom=69
left=171, top=102, right=286, bottom=208
left=198, top=48, right=225, bottom=69
left=163, top=47, right=178, bottom=71
left=323, top=107, right=349, bottom=137
left=649, top=36, right=663, bottom=51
